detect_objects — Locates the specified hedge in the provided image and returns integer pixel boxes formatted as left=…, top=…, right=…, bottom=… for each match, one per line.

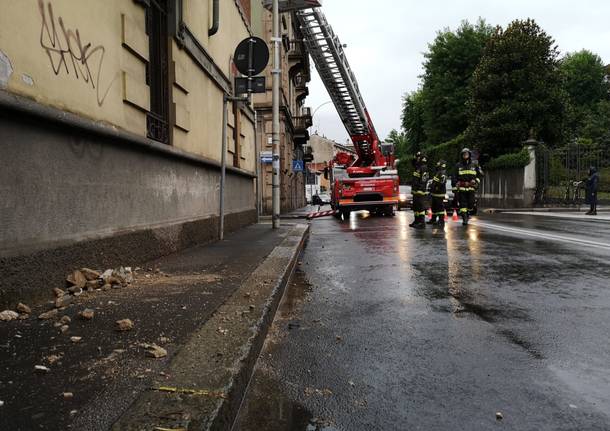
left=485, top=148, right=531, bottom=170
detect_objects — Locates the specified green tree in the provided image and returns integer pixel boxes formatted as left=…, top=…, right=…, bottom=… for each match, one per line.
left=385, top=129, right=410, bottom=179
left=401, top=90, right=426, bottom=154
left=420, top=19, right=493, bottom=146
left=581, top=100, right=610, bottom=145
left=560, top=50, right=610, bottom=139
left=467, top=19, right=568, bottom=157
left=560, top=50, right=608, bottom=108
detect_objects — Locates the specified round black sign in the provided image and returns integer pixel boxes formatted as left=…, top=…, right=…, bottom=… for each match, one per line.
left=234, top=37, right=270, bottom=76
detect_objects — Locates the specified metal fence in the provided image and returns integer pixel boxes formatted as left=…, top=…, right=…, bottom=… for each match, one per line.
left=536, top=143, right=610, bottom=206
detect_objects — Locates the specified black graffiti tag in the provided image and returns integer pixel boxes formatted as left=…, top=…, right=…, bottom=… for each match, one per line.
left=38, top=0, right=115, bottom=106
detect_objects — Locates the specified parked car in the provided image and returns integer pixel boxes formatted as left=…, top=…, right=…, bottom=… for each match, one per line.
left=398, top=185, right=412, bottom=210
left=314, top=192, right=331, bottom=205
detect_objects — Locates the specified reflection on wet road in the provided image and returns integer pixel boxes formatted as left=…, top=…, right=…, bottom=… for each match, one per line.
left=235, top=211, right=610, bottom=430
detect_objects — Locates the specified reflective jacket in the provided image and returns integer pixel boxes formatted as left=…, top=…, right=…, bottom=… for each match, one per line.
left=430, top=168, right=447, bottom=197
left=454, top=160, right=482, bottom=192
left=412, top=163, right=429, bottom=194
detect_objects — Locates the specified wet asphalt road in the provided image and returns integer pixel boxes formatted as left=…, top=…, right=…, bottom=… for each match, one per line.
left=235, top=211, right=610, bottom=431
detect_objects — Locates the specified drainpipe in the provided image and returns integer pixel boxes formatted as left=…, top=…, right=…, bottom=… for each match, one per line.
left=219, top=94, right=228, bottom=240
left=209, top=0, right=219, bottom=36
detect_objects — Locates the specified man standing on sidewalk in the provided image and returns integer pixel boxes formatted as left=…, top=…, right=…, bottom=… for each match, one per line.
left=409, top=152, right=429, bottom=229
left=585, top=166, right=599, bottom=215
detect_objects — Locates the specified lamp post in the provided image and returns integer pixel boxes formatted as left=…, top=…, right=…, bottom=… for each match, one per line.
left=271, top=0, right=281, bottom=229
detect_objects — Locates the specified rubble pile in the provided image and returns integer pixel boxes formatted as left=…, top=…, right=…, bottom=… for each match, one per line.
left=2, top=266, right=136, bottom=323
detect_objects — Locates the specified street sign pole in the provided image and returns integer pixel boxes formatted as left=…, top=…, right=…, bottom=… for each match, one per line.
left=271, top=0, right=281, bottom=229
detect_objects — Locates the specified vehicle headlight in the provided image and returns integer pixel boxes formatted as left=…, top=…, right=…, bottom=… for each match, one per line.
left=399, top=194, right=406, bottom=201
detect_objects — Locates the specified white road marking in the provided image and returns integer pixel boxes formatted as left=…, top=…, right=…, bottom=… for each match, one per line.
left=473, top=220, right=610, bottom=250
left=501, top=211, right=610, bottom=222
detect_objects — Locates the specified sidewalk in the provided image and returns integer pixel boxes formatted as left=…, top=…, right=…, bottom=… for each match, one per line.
left=259, top=204, right=332, bottom=221
left=0, top=222, right=308, bottom=431
left=486, top=206, right=609, bottom=213
left=495, top=210, right=610, bottom=222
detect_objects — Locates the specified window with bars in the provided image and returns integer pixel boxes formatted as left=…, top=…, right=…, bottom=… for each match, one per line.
left=145, top=0, right=170, bottom=144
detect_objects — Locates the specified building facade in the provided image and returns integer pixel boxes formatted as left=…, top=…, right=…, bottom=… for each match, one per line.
left=306, top=133, right=356, bottom=198
left=254, top=7, right=312, bottom=214
left=0, top=0, right=268, bottom=306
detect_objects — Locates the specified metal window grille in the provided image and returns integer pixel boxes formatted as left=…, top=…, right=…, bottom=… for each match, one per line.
left=145, top=0, right=170, bottom=144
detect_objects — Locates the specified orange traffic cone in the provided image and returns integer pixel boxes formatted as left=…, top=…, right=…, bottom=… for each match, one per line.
left=452, top=209, right=459, bottom=221
left=427, top=208, right=433, bottom=219
left=444, top=211, right=449, bottom=222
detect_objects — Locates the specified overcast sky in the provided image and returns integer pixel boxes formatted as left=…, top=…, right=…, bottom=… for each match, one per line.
left=306, top=0, right=610, bottom=144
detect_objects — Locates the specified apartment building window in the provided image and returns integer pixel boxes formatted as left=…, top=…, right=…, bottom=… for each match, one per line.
left=145, top=0, right=170, bottom=144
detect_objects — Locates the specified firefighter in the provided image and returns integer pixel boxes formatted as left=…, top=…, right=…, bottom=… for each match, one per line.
left=409, top=152, right=429, bottom=229
left=427, top=160, right=447, bottom=228
left=453, top=148, right=482, bottom=226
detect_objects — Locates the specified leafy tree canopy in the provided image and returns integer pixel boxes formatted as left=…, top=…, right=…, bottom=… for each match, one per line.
left=420, top=19, right=493, bottom=146
left=467, top=19, right=568, bottom=158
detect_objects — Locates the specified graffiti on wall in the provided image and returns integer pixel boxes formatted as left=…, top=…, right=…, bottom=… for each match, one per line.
left=38, top=0, right=116, bottom=106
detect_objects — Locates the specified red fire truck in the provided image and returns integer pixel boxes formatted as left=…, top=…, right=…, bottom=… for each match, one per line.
left=298, top=8, right=400, bottom=219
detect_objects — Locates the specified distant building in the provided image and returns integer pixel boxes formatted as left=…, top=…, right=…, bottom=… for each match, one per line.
left=306, top=133, right=356, bottom=199
left=253, top=7, right=312, bottom=213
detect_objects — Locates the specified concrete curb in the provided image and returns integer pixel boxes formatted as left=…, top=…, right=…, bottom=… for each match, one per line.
left=112, top=223, right=310, bottom=431
left=485, top=207, right=610, bottom=214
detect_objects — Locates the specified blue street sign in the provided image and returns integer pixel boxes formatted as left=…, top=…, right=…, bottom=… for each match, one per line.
left=260, top=151, right=273, bottom=164
left=292, top=160, right=304, bottom=172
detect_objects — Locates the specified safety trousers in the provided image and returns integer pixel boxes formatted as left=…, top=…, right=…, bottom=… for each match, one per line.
left=412, top=193, right=427, bottom=220
left=459, top=190, right=475, bottom=214
left=431, top=195, right=445, bottom=220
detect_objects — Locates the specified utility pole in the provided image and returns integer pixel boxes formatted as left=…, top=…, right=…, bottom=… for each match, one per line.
left=271, top=0, right=281, bottom=229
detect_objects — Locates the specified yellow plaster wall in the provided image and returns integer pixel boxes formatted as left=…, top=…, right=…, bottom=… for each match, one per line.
left=0, top=0, right=147, bottom=135
left=0, top=0, right=257, bottom=172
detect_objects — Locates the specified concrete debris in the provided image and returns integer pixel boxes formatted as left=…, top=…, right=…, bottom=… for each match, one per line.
left=80, top=268, right=100, bottom=281
left=102, top=284, right=111, bottom=291
left=60, top=325, right=69, bottom=333
left=70, top=336, right=82, bottom=343
left=85, top=280, right=100, bottom=290
left=67, top=286, right=83, bottom=295
left=496, top=412, right=503, bottom=421
left=66, top=270, right=87, bottom=288
left=0, top=310, right=19, bottom=321
left=60, top=315, right=71, bottom=325
left=16, top=303, right=31, bottom=314
left=53, top=322, right=63, bottom=328
left=158, top=336, right=170, bottom=344
left=55, top=295, right=73, bottom=308
left=304, top=387, right=333, bottom=397
left=53, top=288, right=65, bottom=298
left=142, top=343, right=167, bottom=358
left=79, top=309, right=95, bottom=320
left=35, top=365, right=50, bottom=373
left=114, top=266, right=134, bottom=284
left=38, top=309, right=59, bottom=320
left=46, top=354, right=62, bottom=364
left=62, top=392, right=74, bottom=400
left=115, top=319, right=134, bottom=331
left=70, top=409, right=78, bottom=416
left=18, top=314, right=29, bottom=320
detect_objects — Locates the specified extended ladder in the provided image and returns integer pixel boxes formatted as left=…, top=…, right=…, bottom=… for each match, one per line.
left=296, top=8, right=370, bottom=138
